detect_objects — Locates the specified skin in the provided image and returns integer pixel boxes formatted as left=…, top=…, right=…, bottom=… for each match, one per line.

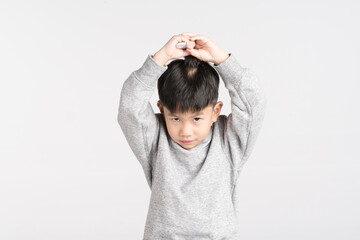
left=152, top=32, right=230, bottom=66
left=157, top=101, right=223, bottom=149
left=152, top=32, right=229, bottom=149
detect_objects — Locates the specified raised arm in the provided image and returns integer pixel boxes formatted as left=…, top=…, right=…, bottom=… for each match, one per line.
left=182, top=32, right=267, bottom=170
left=117, top=34, right=195, bottom=187
left=213, top=53, right=267, bottom=170
left=117, top=54, right=167, bottom=187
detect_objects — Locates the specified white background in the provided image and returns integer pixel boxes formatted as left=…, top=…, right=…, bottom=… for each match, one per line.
left=1, top=0, right=359, bottom=239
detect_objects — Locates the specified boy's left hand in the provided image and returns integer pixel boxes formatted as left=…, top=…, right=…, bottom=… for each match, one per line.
left=180, top=32, right=230, bottom=65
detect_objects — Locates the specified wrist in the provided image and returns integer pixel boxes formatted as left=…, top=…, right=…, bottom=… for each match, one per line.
left=153, top=50, right=170, bottom=66
left=213, top=51, right=230, bottom=66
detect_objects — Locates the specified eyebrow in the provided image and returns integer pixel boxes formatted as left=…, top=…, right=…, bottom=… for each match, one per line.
left=168, top=112, right=204, bottom=117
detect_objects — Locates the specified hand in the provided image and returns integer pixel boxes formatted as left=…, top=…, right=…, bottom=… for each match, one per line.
left=153, top=34, right=196, bottom=66
left=180, top=32, right=229, bottom=65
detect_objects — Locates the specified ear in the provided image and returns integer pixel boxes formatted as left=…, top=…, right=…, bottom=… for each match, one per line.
left=157, top=100, right=164, bottom=114
left=211, top=101, right=223, bottom=122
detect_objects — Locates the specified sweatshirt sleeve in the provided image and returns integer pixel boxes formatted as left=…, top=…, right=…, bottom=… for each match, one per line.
left=117, top=54, right=168, bottom=188
left=213, top=53, right=267, bottom=170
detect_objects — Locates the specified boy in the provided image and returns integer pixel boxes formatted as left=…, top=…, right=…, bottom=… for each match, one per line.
left=117, top=33, right=267, bottom=239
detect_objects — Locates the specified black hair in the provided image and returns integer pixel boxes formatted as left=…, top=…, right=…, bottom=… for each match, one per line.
left=157, top=55, right=220, bottom=114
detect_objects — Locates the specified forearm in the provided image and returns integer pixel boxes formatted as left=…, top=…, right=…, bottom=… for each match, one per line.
left=213, top=53, right=267, bottom=166
left=120, top=54, right=167, bottom=103
left=214, top=53, right=267, bottom=111
left=117, top=54, right=168, bottom=172
left=118, top=54, right=168, bottom=124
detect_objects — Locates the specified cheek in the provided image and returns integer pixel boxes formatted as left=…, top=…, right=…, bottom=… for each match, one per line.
left=167, top=125, right=177, bottom=135
left=164, top=120, right=177, bottom=134
left=196, top=121, right=212, bottom=135
left=203, top=119, right=213, bottom=127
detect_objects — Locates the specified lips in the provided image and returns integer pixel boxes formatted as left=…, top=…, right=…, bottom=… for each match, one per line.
left=181, top=140, right=194, bottom=144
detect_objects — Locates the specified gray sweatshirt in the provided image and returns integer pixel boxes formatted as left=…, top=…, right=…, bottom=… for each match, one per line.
left=117, top=53, right=267, bottom=240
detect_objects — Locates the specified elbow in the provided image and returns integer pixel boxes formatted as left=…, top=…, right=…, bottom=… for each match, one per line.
left=257, top=94, right=267, bottom=115
left=117, top=111, right=122, bottom=127
left=117, top=99, right=128, bottom=128
left=117, top=104, right=129, bottom=128
left=251, top=91, right=267, bottom=121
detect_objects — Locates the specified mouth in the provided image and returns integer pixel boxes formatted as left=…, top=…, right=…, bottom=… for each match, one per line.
left=180, top=140, right=194, bottom=144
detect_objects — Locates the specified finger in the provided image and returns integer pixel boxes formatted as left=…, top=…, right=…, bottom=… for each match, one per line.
left=181, top=37, right=195, bottom=50
left=176, top=34, right=191, bottom=43
left=184, top=49, right=192, bottom=57
left=173, top=35, right=188, bottom=49
left=187, top=48, right=200, bottom=59
left=179, top=48, right=192, bottom=58
left=189, top=35, right=207, bottom=41
left=180, top=32, right=197, bottom=37
left=186, top=40, right=195, bottom=50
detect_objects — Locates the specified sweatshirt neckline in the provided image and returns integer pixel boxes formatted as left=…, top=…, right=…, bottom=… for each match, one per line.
left=169, top=125, right=213, bottom=153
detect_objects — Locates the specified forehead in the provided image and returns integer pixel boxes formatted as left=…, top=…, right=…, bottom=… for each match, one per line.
left=164, top=105, right=212, bottom=117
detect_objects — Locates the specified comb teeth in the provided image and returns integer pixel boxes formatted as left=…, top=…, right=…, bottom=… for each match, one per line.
left=176, top=42, right=187, bottom=49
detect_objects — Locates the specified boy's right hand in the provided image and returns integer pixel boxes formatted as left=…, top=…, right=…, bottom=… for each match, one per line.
left=153, top=34, right=195, bottom=66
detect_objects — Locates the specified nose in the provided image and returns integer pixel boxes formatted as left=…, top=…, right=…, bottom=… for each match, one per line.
left=179, top=122, right=193, bottom=137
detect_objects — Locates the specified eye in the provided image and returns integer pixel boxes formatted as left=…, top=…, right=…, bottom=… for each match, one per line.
left=171, top=118, right=180, bottom=122
left=194, top=118, right=201, bottom=122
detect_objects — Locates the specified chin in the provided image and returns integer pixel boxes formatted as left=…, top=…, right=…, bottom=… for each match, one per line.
left=179, top=142, right=197, bottom=149
left=181, top=145, right=194, bottom=149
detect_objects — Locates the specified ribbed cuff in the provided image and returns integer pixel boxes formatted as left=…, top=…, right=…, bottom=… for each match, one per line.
left=212, top=53, right=247, bottom=88
left=133, top=54, right=168, bottom=89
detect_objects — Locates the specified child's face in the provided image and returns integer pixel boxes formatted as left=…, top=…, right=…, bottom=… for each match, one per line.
left=157, top=101, right=223, bottom=150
